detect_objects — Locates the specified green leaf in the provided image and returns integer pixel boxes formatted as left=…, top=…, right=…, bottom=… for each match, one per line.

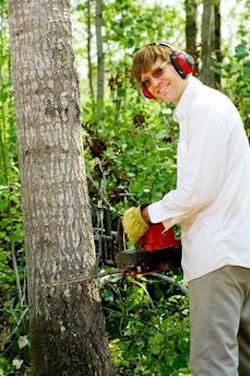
left=102, top=288, right=114, bottom=302
left=243, top=61, right=250, bottom=77
left=235, top=45, right=249, bottom=59
left=0, top=92, right=8, bottom=103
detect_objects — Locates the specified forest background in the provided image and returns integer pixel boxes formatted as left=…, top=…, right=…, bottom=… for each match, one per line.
left=0, top=0, right=250, bottom=375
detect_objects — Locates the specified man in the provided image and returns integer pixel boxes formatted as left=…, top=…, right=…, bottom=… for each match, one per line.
left=122, top=42, right=250, bottom=375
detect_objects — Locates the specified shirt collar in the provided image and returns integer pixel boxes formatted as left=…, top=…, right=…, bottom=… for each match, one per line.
left=173, top=75, right=203, bottom=122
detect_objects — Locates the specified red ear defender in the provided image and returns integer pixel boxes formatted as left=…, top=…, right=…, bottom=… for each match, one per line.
left=170, top=51, right=194, bottom=79
left=141, top=82, right=156, bottom=99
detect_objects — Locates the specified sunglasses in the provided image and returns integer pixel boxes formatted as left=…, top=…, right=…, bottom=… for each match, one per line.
left=141, top=61, right=168, bottom=89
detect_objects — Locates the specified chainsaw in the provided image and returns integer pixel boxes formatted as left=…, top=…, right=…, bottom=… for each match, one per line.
left=115, top=221, right=182, bottom=275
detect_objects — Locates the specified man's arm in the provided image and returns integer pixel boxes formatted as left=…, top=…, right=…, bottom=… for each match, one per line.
left=147, top=104, right=230, bottom=228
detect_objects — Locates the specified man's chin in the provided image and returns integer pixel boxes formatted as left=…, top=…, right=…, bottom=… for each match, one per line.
left=157, top=93, right=173, bottom=104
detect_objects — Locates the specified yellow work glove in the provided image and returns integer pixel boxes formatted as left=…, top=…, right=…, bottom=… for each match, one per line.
left=122, top=206, right=149, bottom=245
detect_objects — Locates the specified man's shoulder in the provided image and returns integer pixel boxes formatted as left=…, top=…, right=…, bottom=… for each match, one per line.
left=190, top=84, right=237, bottom=120
left=193, top=84, right=231, bottom=108
left=187, top=84, right=243, bottom=134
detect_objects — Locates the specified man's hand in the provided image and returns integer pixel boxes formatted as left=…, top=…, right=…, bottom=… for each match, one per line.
left=122, top=206, right=149, bottom=245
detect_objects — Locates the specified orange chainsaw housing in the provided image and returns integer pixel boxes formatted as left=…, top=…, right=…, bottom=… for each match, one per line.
left=115, top=220, right=182, bottom=274
left=140, top=222, right=181, bottom=252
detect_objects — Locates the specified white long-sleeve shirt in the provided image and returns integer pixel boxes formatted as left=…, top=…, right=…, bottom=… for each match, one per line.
left=147, top=76, right=250, bottom=282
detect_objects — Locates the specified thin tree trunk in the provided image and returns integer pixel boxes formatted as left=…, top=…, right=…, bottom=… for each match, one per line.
left=0, top=3, right=8, bottom=184
left=185, top=0, right=199, bottom=75
left=95, top=0, right=104, bottom=103
left=87, top=0, right=95, bottom=103
left=214, top=0, right=222, bottom=88
left=200, top=0, right=216, bottom=87
left=8, top=1, right=114, bottom=375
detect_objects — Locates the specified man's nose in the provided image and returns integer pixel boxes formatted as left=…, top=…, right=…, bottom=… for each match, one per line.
left=149, top=76, right=161, bottom=89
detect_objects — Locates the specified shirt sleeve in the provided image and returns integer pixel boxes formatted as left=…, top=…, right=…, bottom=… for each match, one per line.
left=147, top=104, right=230, bottom=226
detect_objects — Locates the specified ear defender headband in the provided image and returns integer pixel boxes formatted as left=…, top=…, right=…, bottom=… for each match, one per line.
left=141, top=42, right=194, bottom=99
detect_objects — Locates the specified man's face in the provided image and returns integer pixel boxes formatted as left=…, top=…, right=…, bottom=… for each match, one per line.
left=141, top=57, right=188, bottom=105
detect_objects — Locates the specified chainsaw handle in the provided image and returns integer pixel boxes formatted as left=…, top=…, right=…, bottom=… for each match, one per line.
left=117, top=218, right=125, bottom=253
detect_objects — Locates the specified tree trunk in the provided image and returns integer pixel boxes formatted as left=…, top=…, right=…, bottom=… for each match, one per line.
left=87, top=0, right=95, bottom=103
left=200, top=0, right=216, bottom=87
left=0, top=2, right=8, bottom=185
left=95, top=0, right=104, bottom=103
left=185, top=0, right=199, bottom=76
left=8, top=1, right=114, bottom=375
left=214, top=0, right=222, bottom=88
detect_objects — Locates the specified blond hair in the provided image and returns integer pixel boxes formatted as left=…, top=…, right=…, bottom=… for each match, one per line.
left=132, top=44, right=174, bottom=82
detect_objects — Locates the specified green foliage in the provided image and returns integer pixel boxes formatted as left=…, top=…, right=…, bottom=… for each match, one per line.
left=0, top=176, right=29, bottom=376
left=103, top=0, right=185, bottom=51
left=0, top=4, right=16, bottom=186
left=101, top=275, right=190, bottom=375
left=84, top=95, right=179, bottom=216
left=222, top=40, right=250, bottom=135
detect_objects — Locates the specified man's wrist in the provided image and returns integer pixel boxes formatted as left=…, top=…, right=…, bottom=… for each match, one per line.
left=141, top=206, right=152, bottom=225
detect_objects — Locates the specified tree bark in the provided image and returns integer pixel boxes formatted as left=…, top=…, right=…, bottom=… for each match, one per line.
left=0, top=2, right=8, bottom=184
left=200, top=0, right=216, bottom=87
left=95, top=0, right=104, bottom=103
left=87, top=0, right=95, bottom=103
left=8, top=1, right=114, bottom=375
left=185, top=0, right=199, bottom=75
left=214, top=0, right=222, bottom=88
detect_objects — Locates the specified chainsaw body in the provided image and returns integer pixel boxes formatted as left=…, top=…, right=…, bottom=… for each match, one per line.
left=115, top=222, right=182, bottom=275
